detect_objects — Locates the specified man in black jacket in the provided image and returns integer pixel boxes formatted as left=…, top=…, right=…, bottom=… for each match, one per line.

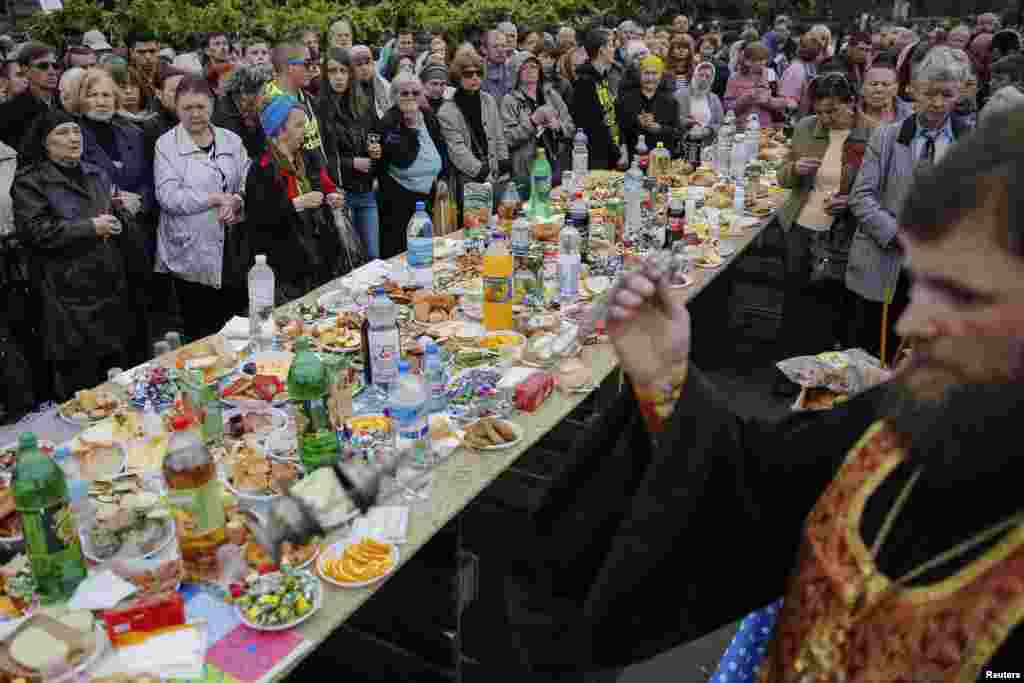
left=508, top=107, right=1024, bottom=679
left=570, top=28, right=626, bottom=171
left=0, top=43, right=58, bottom=153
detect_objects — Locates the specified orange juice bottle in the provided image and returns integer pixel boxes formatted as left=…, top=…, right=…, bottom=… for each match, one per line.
left=483, top=233, right=514, bottom=331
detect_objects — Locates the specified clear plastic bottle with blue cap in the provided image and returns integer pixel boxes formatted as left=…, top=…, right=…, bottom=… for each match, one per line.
left=389, top=360, right=431, bottom=468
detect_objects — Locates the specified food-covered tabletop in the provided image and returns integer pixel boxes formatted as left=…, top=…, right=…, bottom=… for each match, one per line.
left=0, top=150, right=789, bottom=683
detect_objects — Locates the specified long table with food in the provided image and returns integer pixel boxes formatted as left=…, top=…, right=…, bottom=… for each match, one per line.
left=0, top=153, right=789, bottom=683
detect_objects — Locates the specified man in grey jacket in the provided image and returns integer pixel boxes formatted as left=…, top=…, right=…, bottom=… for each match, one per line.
left=848, top=45, right=974, bottom=358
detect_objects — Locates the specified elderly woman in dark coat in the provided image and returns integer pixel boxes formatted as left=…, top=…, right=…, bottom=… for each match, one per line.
left=12, top=111, right=141, bottom=399
left=245, top=95, right=347, bottom=303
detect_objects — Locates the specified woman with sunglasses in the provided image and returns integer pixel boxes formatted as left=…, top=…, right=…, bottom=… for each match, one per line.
left=438, top=46, right=510, bottom=224
left=0, top=43, right=59, bottom=151
left=775, top=73, right=873, bottom=387
left=375, top=72, right=449, bottom=259
left=318, top=48, right=382, bottom=259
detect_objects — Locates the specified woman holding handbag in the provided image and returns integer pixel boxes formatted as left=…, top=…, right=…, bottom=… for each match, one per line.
left=775, top=74, right=876, bottom=386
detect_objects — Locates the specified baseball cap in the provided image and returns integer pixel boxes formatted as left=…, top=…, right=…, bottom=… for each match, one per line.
left=82, top=29, right=113, bottom=51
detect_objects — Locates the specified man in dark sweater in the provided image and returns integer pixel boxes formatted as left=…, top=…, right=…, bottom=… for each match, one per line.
left=508, top=107, right=1024, bottom=680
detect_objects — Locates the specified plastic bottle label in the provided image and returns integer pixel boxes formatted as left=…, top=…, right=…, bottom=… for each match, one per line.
left=484, top=275, right=513, bottom=304
left=559, top=260, right=579, bottom=300
left=512, top=229, right=530, bottom=257
left=408, top=237, right=434, bottom=268
left=532, top=175, right=551, bottom=200
left=166, top=478, right=225, bottom=534
left=391, top=405, right=428, bottom=460
left=369, top=329, right=400, bottom=384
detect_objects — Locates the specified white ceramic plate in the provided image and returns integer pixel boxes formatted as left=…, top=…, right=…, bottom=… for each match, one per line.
left=48, top=622, right=109, bottom=683
left=223, top=406, right=290, bottom=436
left=79, top=517, right=176, bottom=564
left=312, top=320, right=362, bottom=354
left=221, top=352, right=294, bottom=407
left=463, top=418, right=523, bottom=451
left=318, top=538, right=400, bottom=589
left=236, top=570, right=322, bottom=631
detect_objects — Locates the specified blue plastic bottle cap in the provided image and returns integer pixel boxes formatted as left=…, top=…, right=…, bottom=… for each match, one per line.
left=374, top=286, right=386, bottom=295
left=415, top=201, right=426, bottom=211
left=425, top=342, right=438, bottom=354
left=68, top=478, right=90, bottom=503
left=398, top=360, right=410, bottom=374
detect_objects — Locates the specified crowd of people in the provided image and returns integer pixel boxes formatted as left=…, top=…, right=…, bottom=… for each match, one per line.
left=0, top=6, right=1021, bottom=683
left=0, top=11, right=1020, bottom=409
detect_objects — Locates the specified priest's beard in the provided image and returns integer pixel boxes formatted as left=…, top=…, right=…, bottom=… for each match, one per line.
left=882, top=337, right=1024, bottom=484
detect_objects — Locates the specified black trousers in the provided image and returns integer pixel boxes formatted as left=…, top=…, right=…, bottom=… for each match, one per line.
left=378, top=173, right=432, bottom=261
left=173, top=277, right=247, bottom=345
left=778, top=224, right=859, bottom=359
left=850, top=269, right=911, bottom=363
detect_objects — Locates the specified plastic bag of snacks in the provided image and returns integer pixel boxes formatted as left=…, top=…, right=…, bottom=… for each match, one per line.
left=777, top=349, right=891, bottom=411
left=463, top=182, right=493, bottom=252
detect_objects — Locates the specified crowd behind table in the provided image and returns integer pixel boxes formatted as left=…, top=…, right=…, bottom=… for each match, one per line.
left=0, top=11, right=1017, bottom=414
left=0, top=7, right=1019, bottom=683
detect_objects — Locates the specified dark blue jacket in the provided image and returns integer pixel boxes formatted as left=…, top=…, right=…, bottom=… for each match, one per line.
left=80, top=117, right=155, bottom=216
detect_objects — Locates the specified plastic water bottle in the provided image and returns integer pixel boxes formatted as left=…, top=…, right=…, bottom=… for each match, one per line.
left=406, top=201, right=434, bottom=289
left=362, top=288, right=401, bottom=394
left=624, top=158, right=644, bottom=236
left=390, top=360, right=431, bottom=468
left=734, top=182, right=746, bottom=213
left=569, top=191, right=590, bottom=263
left=731, top=132, right=748, bottom=181
left=248, top=254, right=275, bottom=352
left=512, top=211, right=531, bottom=258
left=143, top=398, right=163, bottom=438
left=746, top=113, right=761, bottom=163
left=572, top=129, right=589, bottom=179
left=717, top=112, right=736, bottom=176
left=423, top=343, right=447, bottom=414
left=635, top=134, right=649, bottom=174
left=558, top=220, right=581, bottom=305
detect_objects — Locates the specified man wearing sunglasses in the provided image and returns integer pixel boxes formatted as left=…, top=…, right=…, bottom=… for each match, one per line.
left=265, top=43, right=326, bottom=162
left=0, top=43, right=58, bottom=153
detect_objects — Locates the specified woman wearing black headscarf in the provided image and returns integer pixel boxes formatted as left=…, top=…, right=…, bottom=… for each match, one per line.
left=12, top=111, right=141, bottom=398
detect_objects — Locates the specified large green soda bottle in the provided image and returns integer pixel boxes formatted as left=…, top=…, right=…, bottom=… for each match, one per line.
left=528, top=146, right=552, bottom=221
left=13, top=432, right=87, bottom=603
left=287, top=338, right=342, bottom=471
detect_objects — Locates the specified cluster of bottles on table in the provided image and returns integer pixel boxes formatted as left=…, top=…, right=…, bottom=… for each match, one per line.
left=710, top=111, right=763, bottom=185
left=10, top=392, right=229, bottom=603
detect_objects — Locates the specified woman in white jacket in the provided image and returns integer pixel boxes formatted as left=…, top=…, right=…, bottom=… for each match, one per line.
left=154, top=75, right=249, bottom=341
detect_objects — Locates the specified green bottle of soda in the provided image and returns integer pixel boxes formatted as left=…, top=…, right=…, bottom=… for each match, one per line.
left=528, top=146, right=553, bottom=221
left=287, top=338, right=342, bottom=471
left=13, top=432, right=87, bottom=603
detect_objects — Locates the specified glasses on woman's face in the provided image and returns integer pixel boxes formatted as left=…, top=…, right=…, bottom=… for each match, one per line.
left=399, top=90, right=422, bottom=98
left=31, top=60, right=58, bottom=71
left=462, top=69, right=482, bottom=79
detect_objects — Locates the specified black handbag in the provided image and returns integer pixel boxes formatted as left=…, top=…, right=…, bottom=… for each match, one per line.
left=809, top=220, right=855, bottom=284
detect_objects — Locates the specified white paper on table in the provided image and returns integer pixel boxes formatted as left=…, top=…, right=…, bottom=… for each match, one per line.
left=220, top=316, right=252, bottom=340
left=68, top=570, right=138, bottom=611
left=497, top=366, right=542, bottom=391
left=90, top=623, right=206, bottom=680
left=351, top=506, right=410, bottom=544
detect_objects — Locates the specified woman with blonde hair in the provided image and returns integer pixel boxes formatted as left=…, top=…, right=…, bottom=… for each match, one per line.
left=438, top=46, right=509, bottom=225
left=666, top=33, right=696, bottom=92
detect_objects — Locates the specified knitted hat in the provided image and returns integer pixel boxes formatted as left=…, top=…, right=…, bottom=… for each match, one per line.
left=420, top=62, right=448, bottom=83
left=261, top=94, right=300, bottom=138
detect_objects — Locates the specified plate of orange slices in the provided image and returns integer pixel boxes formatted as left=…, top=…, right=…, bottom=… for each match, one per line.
left=318, top=537, right=399, bottom=588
